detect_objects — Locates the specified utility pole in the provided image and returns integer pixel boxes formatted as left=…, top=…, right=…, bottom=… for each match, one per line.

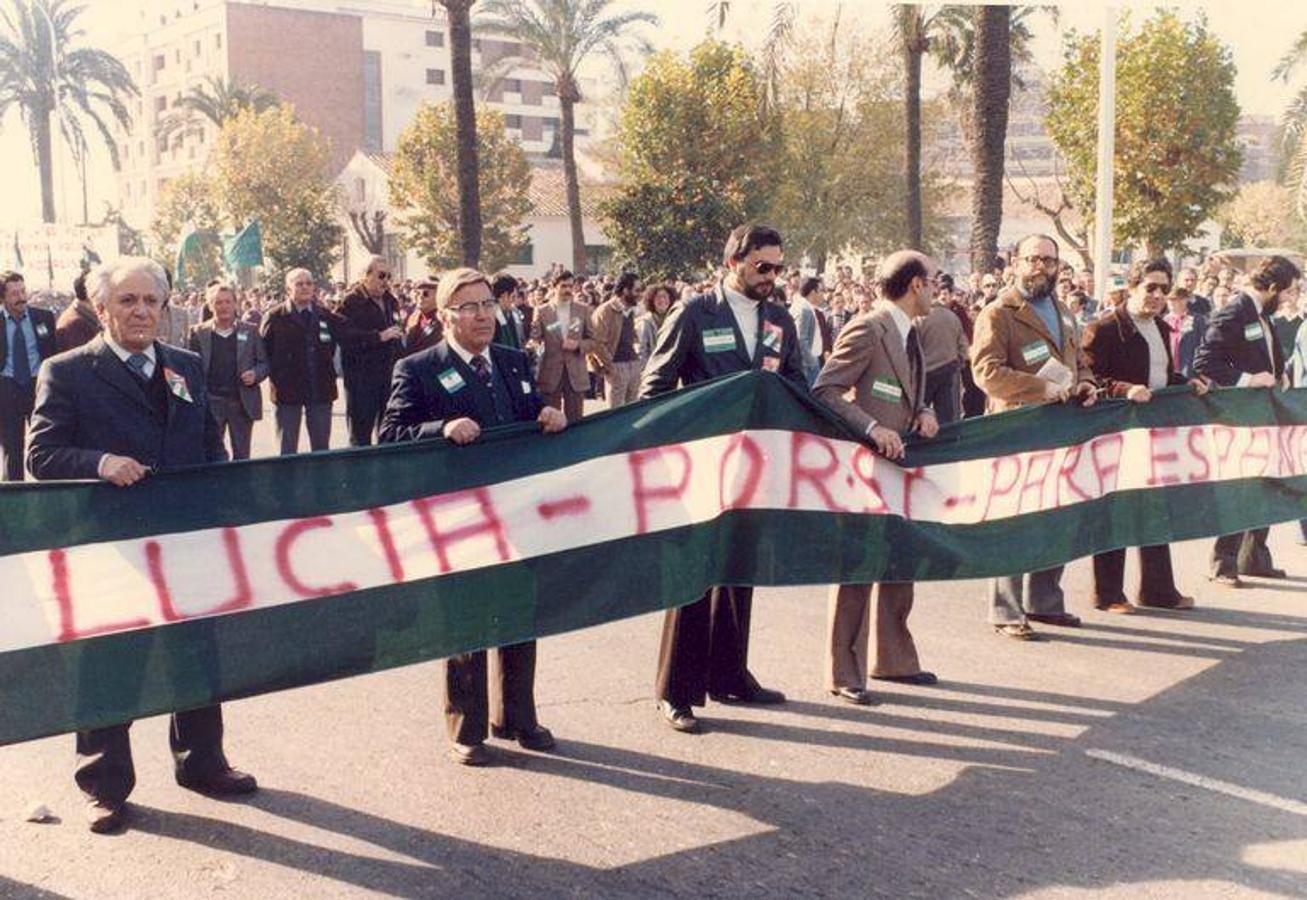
left=1092, top=6, right=1117, bottom=300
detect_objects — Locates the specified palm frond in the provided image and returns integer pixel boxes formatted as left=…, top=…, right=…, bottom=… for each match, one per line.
left=1272, top=29, right=1307, bottom=83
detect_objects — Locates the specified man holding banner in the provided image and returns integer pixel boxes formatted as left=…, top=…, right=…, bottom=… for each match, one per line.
left=380, top=267, right=566, bottom=766
left=971, top=234, right=1097, bottom=641
left=26, top=257, right=257, bottom=833
left=639, top=224, right=806, bottom=734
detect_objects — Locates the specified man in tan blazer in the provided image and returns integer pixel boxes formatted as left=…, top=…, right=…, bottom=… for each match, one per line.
left=813, top=250, right=940, bottom=704
left=530, top=269, right=594, bottom=422
left=589, top=272, right=643, bottom=409
left=971, top=234, right=1097, bottom=640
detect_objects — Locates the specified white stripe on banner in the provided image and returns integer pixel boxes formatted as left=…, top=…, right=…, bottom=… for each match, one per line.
left=3, top=421, right=1306, bottom=655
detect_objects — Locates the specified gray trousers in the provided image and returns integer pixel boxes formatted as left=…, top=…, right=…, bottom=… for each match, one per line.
left=989, top=566, right=1066, bottom=625
left=275, top=402, right=333, bottom=455
left=209, top=394, right=254, bottom=460
left=605, top=360, right=643, bottom=410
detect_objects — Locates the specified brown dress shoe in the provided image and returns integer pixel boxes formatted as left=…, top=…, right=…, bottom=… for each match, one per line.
left=491, top=724, right=556, bottom=751
left=1094, top=601, right=1135, bottom=614
left=448, top=742, right=493, bottom=766
left=176, top=767, right=258, bottom=796
left=86, top=800, right=126, bottom=834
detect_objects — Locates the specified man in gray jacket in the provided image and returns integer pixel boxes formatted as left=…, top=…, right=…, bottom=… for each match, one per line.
left=189, top=280, right=268, bottom=459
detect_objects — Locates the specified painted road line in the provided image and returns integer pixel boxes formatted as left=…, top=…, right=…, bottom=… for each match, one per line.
left=1086, top=749, right=1307, bottom=817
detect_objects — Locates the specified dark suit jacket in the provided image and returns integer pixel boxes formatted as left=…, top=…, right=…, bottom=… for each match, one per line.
left=0, top=306, right=58, bottom=378
left=337, top=286, right=402, bottom=384
left=1081, top=307, right=1186, bottom=398
left=493, top=307, right=524, bottom=350
left=1166, top=312, right=1206, bottom=379
left=639, top=284, right=806, bottom=398
left=1193, top=292, right=1284, bottom=386
left=402, top=308, right=444, bottom=359
left=259, top=300, right=351, bottom=405
left=27, top=336, right=226, bottom=480
left=378, top=340, right=543, bottom=443
left=189, top=320, right=269, bottom=420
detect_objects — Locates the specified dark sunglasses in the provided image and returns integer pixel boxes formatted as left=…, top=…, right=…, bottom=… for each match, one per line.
left=1144, top=282, right=1171, bottom=294
left=376, top=272, right=392, bottom=281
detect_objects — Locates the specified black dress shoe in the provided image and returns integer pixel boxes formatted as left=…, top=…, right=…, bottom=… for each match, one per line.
left=657, top=700, right=701, bottom=733
left=1239, top=567, right=1287, bottom=579
left=1026, top=612, right=1081, bottom=628
left=491, top=723, right=556, bottom=751
left=709, top=685, right=786, bottom=705
left=86, top=800, right=126, bottom=834
left=449, top=742, right=493, bottom=766
left=829, top=687, right=874, bottom=705
left=176, top=767, right=258, bottom=797
left=872, top=671, right=938, bottom=686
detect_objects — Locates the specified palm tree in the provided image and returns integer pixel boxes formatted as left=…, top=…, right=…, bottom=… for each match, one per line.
left=1273, top=29, right=1307, bottom=217
left=155, top=75, right=278, bottom=142
left=477, top=0, right=656, bottom=273
left=437, top=0, right=483, bottom=267
left=709, top=1, right=796, bottom=116
left=967, top=6, right=1011, bottom=274
left=894, top=4, right=938, bottom=250
left=0, top=0, right=137, bottom=223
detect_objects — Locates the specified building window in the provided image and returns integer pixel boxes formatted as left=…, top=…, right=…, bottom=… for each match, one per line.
left=541, top=82, right=556, bottom=97
left=154, top=54, right=165, bottom=71
left=426, top=68, right=445, bottom=86
left=215, top=33, right=222, bottom=49
left=504, top=78, right=521, bottom=93
left=425, top=29, right=444, bottom=47
left=155, top=96, right=168, bottom=112
left=505, top=114, right=522, bottom=129
left=354, top=177, right=366, bottom=204
left=363, top=50, right=383, bottom=153
left=194, top=39, right=201, bottom=56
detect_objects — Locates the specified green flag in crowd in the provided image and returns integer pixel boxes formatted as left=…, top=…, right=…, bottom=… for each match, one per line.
left=223, top=220, right=264, bottom=272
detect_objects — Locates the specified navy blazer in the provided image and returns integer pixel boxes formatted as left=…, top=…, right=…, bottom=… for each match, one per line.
left=0, top=306, right=58, bottom=377
left=378, top=340, right=543, bottom=443
left=1172, top=312, right=1205, bottom=379
left=27, top=336, right=226, bottom=480
left=639, top=284, right=806, bottom=398
left=1193, top=292, right=1284, bottom=386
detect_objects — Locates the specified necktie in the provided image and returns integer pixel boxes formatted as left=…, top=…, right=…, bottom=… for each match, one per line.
left=127, top=352, right=151, bottom=382
left=469, top=354, right=493, bottom=388
left=10, top=317, right=31, bottom=388
left=906, top=326, right=923, bottom=380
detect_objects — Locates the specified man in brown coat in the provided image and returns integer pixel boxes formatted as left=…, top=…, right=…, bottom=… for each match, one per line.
left=589, top=272, right=643, bottom=409
left=530, top=270, right=594, bottom=422
left=971, top=234, right=1097, bottom=640
left=814, top=251, right=940, bottom=703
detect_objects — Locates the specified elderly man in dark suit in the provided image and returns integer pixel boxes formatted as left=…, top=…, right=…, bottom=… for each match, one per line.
left=1082, top=258, right=1210, bottom=613
left=189, top=280, right=268, bottom=460
left=639, top=224, right=807, bottom=734
left=337, top=255, right=405, bottom=446
left=1194, top=254, right=1302, bottom=586
left=380, top=267, right=567, bottom=767
left=26, top=257, right=256, bottom=835
left=813, top=251, right=941, bottom=705
left=0, top=270, right=57, bottom=480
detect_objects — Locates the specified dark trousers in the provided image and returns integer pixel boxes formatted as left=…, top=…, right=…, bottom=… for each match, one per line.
left=1092, top=545, right=1182, bottom=606
left=924, top=361, right=962, bottom=425
left=0, top=376, right=34, bottom=481
left=1211, top=528, right=1275, bottom=577
left=344, top=375, right=389, bottom=446
left=655, top=585, right=757, bottom=709
left=543, top=380, right=585, bottom=424
left=209, top=394, right=254, bottom=460
left=961, top=364, right=986, bottom=418
left=275, top=402, right=333, bottom=455
left=444, top=641, right=538, bottom=746
left=75, top=706, right=227, bottom=805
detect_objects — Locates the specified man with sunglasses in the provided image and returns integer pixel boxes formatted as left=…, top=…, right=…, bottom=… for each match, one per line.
left=338, top=255, right=406, bottom=446
left=640, top=224, right=806, bottom=734
left=401, top=276, right=444, bottom=358
left=971, top=234, right=1097, bottom=641
left=379, top=267, right=566, bottom=766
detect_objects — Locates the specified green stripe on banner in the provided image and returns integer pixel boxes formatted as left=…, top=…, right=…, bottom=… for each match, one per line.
left=2, top=372, right=1307, bottom=746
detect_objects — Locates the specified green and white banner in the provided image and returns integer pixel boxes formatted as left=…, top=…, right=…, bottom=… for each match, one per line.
left=3, top=372, right=1307, bottom=746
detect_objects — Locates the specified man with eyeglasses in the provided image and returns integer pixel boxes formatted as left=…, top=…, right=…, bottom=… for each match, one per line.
left=338, top=255, right=406, bottom=446
left=971, top=234, right=1097, bottom=641
left=379, top=268, right=566, bottom=767
left=1194, top=254, right=1302, bottom=586
left=640, top=224, right=806, bottom=734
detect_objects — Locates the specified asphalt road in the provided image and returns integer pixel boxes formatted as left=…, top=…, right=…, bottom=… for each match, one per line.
left=1, top=398, right=1304, bottom=898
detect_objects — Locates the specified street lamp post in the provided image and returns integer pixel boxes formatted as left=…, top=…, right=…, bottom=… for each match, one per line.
left=1093, top=5, right=1117, bottom=300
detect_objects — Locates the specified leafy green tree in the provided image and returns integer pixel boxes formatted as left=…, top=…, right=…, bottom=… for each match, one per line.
left=155, top=75, right=279, bottom=142
left=477, top=0, right=656, bottom=273
left=150, top=171, right=225, bottom=287
left=209, top=104, right=343, bottom=288
left=389, top=102, right=532, bottom=272
left=1273, top=29, right=1307, bottom=215
left=1046, top=10, right=1242, bottom=256
left=0, top=0, right=138, bottom=223
left=1214, top=181, right=1306, bottom=248
left=601, top=41, right=776, bottom=279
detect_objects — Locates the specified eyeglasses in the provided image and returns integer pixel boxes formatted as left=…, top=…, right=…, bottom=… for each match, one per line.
left=452, top=299, right=497, bottom=315
left=376, top=272, right=392, bottom=281
left=1143, top=282, right=1171, bottom=295
left=753, top=261, right=784, bottom=276
left=1021, top=255, right=1060, bottom=268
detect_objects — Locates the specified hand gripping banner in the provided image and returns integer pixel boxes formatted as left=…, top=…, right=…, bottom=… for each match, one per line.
left=3, top=371, right=1307, bottom=746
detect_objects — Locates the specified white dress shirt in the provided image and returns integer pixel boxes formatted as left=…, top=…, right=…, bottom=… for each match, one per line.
left=1131, top=314, right=1170, bottom=390
left=447, top=334, right=493, bottom=373
left=103, top=333, right=157, bottom=379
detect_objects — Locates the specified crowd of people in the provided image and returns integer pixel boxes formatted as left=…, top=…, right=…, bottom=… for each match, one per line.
left=1, top=225, right=1302, bottom=834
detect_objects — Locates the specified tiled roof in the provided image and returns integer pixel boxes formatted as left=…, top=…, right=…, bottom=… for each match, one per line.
left=526, top=163, right=612, bottom=219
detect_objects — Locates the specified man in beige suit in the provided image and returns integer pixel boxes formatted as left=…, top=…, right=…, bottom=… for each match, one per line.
left=530, top=269, right=594, bottom=423
left=971, top=234, right=1097, bottom=640
left=813, top=251, right=940, bottom=705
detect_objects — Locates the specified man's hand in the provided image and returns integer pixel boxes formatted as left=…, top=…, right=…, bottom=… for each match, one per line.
left=562, top=337, right=580, bottom=352
left=100, top=454, right=150, bottom=487
left=868, top=424, right=905, bottom=460
left=1070, top=380, right=1098, bottom=407
left=914, top=410, right=939, bottom=439
left=442, top=417, right=481, bottom=445
left=1125, top=384, right=1152, bottom=403
left=1247, top=371, right=1277, bottom=388
left=538, top=406, right=567, bottom=433
left=379, top=326, right=404, bottom=342
left=1042, top=380, right=1070, bottom=403
left=1190, top=376, right=1211, bottom=396
left=240, top=369, right=256, bottom=386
